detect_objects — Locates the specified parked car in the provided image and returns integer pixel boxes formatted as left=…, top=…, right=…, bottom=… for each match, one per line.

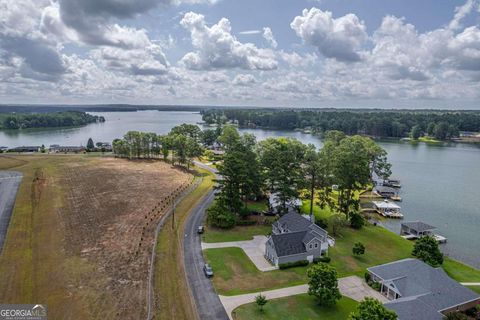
left=203, top=263, right=213, bottom=277
left=197, top=226, right=204, bottom=234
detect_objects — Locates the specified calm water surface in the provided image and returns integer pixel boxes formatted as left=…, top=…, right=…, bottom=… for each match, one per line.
left=1, top=111, right=479, bottom=267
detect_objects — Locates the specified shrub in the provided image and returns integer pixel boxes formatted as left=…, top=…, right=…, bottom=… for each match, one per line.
left=279, top=260, right=309, bottom=269
left=236, top=219, right=256, bottom=226
left=314, top=256, right=331, bottom=263
left=207, top=202, right=236, bottom=229
left=350, top=212, right=365, bottom=229
left=371, top=282, right=381, bottom=291
left=412, top=236, right=443, bottom=267
left=364, top=272, right=371, bottom=283
left=352, top=242, right=366, bottom=255
left=315, top=219, right=328, bottom=229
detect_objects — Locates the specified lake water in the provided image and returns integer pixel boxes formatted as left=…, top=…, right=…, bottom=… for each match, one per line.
left=1, top=110, right=479, bottom=267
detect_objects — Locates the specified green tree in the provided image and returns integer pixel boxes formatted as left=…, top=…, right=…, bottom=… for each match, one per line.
left=433, top=122, right=450, bottom=140
left=412, top=236, right=443, bottom=267
left=352, top=242, right=365, bottom=255
left=258, top=137, right=307, bottom=214
left=303, top=145, right=321, bottom=219
left=410, top=125, right=422, bottom=140
left=206, top=202, right=236, bottom=228
left=87, top=137, right=95, bottom=150
left=348, top=298, right=397, bottom=320
left=254, top=294, right=268, bottom=312
left=350, top=212, right=364, bottom=229
left=307, top=263, right=341, bottom=307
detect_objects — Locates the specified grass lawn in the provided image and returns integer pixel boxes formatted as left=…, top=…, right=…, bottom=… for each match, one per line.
left=202, top=225, right=271, bottom=243
left=246, top=200, right=268, bottom=212
left=204, top=247, right=308, bottom=295
left=467, top=286, right=480, bottom=294
left=443, top=257, right=480, bottom=282
left=154, top=167, right=214, bottom=320
left=419, top=136, right=442, bottom=143
left=232, top=294, right=357, bottom=320
left=329, top=224, right=414, bottom=277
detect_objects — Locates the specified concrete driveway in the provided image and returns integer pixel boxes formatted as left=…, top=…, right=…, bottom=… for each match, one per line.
left=202, top=235, right=277, bottom=272
left=220, top=275, right=388, bottom=319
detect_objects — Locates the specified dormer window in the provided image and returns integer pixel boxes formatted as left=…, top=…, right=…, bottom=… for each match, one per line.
left=309, top=244, right=313, bottom=249
left=314, top=243, right=318, bottom=248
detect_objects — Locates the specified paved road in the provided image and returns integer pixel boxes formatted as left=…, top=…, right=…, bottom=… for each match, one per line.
left=0, top=171, right=23, bottom=254
left=183, top=162, right=229, bottom=320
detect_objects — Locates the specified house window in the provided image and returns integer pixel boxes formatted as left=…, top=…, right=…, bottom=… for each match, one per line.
left=309, top=244, right=313, bottom=249
left=314, top=243, right=318, bottom=248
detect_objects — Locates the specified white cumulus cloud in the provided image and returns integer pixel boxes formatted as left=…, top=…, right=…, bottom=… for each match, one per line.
left=180, top=12, right=278, bottom=70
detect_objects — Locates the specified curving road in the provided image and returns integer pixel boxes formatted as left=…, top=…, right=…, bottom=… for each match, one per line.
left=0, top=171, right=23, bottom=254
left=183, top=162, right=229, bottom=320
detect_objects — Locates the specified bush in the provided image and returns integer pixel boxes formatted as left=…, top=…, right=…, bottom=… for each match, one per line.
left=314, top=256, right=331, bottom=263
left=412, top=236, right=443, bottom=267
left=236, top=219, right=257, bottom=226
left=207, top=202, right=236, bottom=229
left=371, top=282, right=381, bottom=291
left=315, top=218, right=328, bottom=229
left=364, top=272, right=371, bottom=283
left=350, top=212, right=365, bottom=229
left=352, top=242, right=366, bottom=255
left=279, top=260, right=309, bottom=269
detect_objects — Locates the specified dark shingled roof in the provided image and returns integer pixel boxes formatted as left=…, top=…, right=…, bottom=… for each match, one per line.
left=369, top=259, right=480, bottom=320
left=401, top=221, right=436, bottom=233
left=270, top=231, right=308, bottom=257
left=274, top=212, right=312, bottom=232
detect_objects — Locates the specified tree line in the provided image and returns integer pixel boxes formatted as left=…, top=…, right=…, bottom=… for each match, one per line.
left=112, top=124, right=221, bottom=168
left=208, top=126, right=391, bottom=229
left=201, top=109, right=480, bottom=140
left=0, top=111, right=105, bottom=129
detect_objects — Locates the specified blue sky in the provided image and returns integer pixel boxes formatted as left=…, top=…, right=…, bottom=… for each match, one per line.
left=1, top=0, right=480, bottom=108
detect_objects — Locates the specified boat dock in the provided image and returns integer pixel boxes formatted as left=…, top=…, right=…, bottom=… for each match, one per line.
left=400, top=221, right=447, bottom=243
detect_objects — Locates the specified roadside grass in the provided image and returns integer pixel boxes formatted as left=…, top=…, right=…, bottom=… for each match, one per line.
left=443, top=257, right=480, bottom=282
left=232, top=294, right=357, bottom=320
left=202, top=225, right=271, bottom=243
left=154, top=167, right=214, bottom=320
left=329, top=225, right=414, bottom=277
left=204, top=247, right=308, bottom=295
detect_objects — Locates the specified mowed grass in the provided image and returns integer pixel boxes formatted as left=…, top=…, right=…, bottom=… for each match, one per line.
left=443, top=257, right=480, bottom=282
left=232, top=294, right=357, bottom=320
left=154, top=167, right=214, bottom=320
left=467, top=286, right=480, bottom=294
left=204, top=247, right=308, bottom=295
left=202, top=225, right=271, bottom=243
left=203, top=224, right=414, bottom=295
left=329, top=224, right=414, bottom=277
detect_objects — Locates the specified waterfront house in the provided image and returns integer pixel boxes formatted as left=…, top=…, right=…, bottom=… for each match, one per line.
left=50, top=145, right=86, bottom=153
left=367, top=259, right=480, bottom=320
left=372, top=199, right=403, bottom=218
left=265, top=212, right=332, bottom=266
left=268, top=193, right=302, bottom=214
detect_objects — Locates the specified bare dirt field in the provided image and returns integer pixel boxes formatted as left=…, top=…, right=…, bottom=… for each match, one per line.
left=0, top=155, right=192, bottom=319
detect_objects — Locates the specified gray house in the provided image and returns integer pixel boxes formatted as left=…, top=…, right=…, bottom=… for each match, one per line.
left=265, top=213, right=331, bottom=266
left=367, top=259, right=480, bottom=320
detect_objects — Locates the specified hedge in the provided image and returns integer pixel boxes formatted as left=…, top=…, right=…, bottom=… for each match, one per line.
left=279, top=260, right=309, bottom=269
